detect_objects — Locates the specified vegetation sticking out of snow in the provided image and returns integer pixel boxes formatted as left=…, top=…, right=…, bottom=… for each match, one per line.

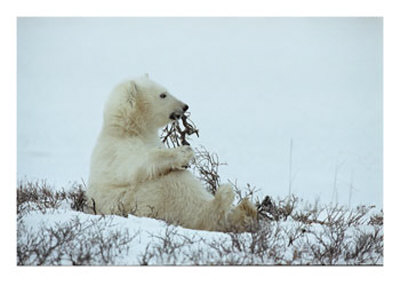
left=17, top=180, right=383, bottom=266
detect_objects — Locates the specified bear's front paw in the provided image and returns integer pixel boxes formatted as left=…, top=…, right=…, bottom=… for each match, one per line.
left=174, top=145, right=194, bottom=169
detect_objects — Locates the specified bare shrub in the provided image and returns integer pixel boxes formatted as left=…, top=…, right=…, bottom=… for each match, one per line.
left=368, top=210, right=384, bottom=226
left=17, top=181, right=66, bottom=215
left=17, top=216, right=136, bottom=266
left=229, top=180, right=260, bottom=204
left=17, top=181, right=89, bottom=215
left=292, top=204, right=383, bottom=265
left=68, top=183, right=88, bottom=212
left=256, top=195, right=298, bottom=221
left=191, top=146, right=227, bottom=194
left=138, top=226, right=202, bottom=265
left=344, top=227, right=383, bottom=264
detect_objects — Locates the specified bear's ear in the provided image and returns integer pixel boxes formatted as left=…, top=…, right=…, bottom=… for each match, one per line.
left=127, top=80, right=138, bottom=105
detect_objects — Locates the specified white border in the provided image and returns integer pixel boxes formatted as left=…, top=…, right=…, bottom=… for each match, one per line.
left=2, top=1, right=398, bottom=300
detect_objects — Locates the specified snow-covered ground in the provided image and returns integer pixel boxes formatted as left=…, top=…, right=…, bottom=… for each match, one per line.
left=17, top=192, right=383, bottom=265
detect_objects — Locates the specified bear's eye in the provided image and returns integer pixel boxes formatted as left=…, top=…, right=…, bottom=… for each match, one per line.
left=160, top=93, right=167, bottom=99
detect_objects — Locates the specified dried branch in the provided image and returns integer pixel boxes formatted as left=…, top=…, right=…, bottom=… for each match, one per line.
left=160, top=112, right=199, bottom=148
left=192, top=146, right=226, bottom=195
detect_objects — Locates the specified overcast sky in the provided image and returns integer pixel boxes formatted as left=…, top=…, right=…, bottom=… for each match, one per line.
left=17, top=17, right=383, bottom=207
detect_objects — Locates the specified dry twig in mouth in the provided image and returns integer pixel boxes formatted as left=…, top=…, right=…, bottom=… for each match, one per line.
left=161, top=112, right=199, bottom=148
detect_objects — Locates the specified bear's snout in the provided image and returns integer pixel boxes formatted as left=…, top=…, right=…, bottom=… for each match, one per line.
left=183, top=104, right=189, bottom=112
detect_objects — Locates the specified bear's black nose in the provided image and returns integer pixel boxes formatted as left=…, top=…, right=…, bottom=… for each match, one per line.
left=183, top=105, right=189, bottom=112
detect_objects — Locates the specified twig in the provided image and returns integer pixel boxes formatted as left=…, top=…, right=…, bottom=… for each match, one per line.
left=160, top=112, right=199, bottom=148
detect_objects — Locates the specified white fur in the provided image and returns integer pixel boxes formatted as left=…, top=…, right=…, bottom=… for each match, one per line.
left=86, top=75, right=257, bottom=232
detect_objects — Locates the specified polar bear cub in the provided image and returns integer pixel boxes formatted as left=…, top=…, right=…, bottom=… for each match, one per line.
left=86, top=75, right=258, bottom=232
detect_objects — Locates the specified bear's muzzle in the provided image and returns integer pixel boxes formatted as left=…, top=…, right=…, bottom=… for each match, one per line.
left=169, top=104, right=189, bottom=120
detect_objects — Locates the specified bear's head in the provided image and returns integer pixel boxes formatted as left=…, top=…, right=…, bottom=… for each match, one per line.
left=104, top=74, right=189, bottom=135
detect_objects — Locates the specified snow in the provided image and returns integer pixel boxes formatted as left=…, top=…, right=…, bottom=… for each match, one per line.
left=17, top=197, right=383, bottom=265
left=18, top=203, right=226, bottom=265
